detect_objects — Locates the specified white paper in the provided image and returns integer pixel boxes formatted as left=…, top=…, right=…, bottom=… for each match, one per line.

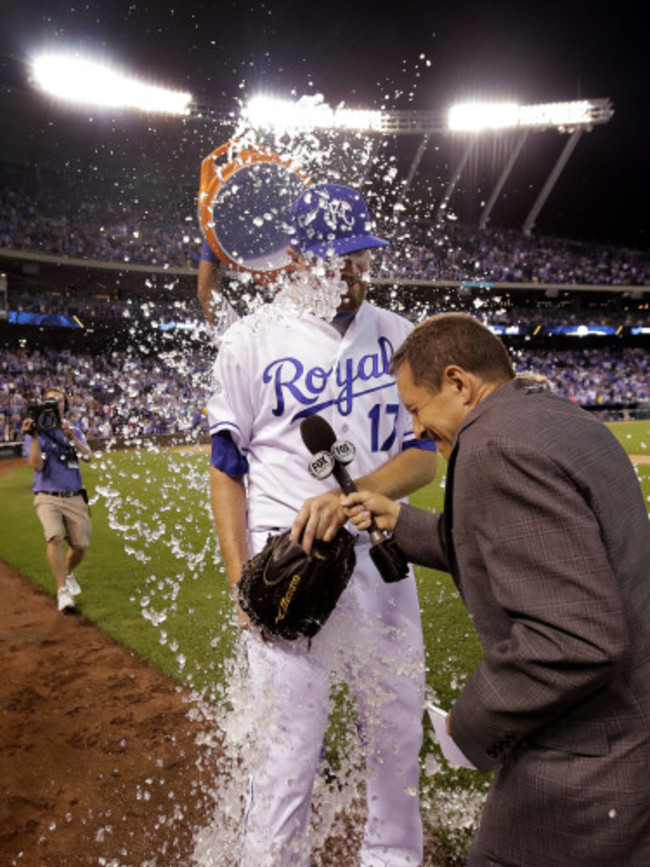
left=425, top=702, right=477, bottom=770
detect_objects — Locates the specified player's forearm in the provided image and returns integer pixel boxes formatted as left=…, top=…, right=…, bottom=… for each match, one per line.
left=209, top=466, right=249, bottom=587
left=355, top=448, right=437, bottom=500
left=197, top=260, right=224, bottom=326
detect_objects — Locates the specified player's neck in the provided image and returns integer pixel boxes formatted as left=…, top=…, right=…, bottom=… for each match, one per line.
left=330, top=309, right=358, bottom=335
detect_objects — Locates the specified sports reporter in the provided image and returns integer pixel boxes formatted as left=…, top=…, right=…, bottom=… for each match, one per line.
left=342, top=312, right=650, bottom=867
left=22, top=386, right=92, bottom=614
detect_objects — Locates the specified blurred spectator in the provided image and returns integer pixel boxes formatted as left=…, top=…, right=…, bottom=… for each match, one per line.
left=2, top=162, right=650, bottom=284
left=1, top=346, right=214, bottom=442
left=1, top=161, right=648, bottom=442
left=381, top=222, right=650, bottom=286
left=512, top=347, right=649, bottom=406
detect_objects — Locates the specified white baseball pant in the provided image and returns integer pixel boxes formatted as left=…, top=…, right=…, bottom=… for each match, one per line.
left=238, top=540, right=425, bottom=866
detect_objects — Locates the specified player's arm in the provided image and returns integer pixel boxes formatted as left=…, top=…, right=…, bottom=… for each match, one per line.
left=206, top=325, right=253, bottom=617
left=356, top=446, right=437, bottom=500
left=210, top=466, right=249, bottom=588
left=197, top=258, right=225, bottom=327
left=210, top=466, right=252, bottom=630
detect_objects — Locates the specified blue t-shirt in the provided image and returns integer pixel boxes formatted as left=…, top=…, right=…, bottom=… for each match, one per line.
left=24, top=425, right=87, bottom=493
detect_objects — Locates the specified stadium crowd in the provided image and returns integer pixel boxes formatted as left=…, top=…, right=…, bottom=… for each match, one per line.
left=389, top=223, right=650, bottom=286
left=6, top=288, right=199, bottom=325
left=2, top=163, right=650, bottom=286
left=1, top=342, right=648, bottom=445
left=0, top=346, right=212, bottom=444
left=5, top=284, right=650, bottom=332
left=0, top=166, right=198, bottom=269
left=1, top=163, right=649, bottom=445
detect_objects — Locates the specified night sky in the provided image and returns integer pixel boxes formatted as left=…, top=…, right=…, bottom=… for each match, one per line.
left=0, top=0, right=648, bottom=248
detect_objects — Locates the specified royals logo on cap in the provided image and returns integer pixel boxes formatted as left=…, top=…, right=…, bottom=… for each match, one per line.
left=289, top=184, right=389, bottom=258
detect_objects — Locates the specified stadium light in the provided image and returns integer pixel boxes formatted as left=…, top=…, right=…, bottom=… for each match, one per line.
left=243, top=95, right=386, bottom=132
left=30, top=52, right=192, bottom=115
left=448, top=99, right=609, bottom=132
left=242, top=95, right=613, bottom=137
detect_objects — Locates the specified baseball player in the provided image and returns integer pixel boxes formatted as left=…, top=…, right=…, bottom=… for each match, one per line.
left=206, top=184, right=437, bottom=865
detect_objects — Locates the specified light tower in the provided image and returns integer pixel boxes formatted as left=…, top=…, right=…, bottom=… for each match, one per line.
left=243, top=95, right=614, bottom=235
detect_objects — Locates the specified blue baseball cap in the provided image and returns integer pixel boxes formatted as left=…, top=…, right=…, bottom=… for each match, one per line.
left=289, top=184, right=389, bottom=258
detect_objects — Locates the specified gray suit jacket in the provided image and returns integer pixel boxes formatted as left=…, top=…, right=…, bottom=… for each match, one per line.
left=396, top=378, right=650, bottom=866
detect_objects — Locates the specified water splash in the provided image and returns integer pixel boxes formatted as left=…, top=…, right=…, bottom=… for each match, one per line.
left=85, top=87, right=518, bottom=865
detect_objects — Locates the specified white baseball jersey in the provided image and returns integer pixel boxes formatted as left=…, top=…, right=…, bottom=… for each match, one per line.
left=204, top=298, right=428, bottom=865
left=206, top=300, right=421, bottom=533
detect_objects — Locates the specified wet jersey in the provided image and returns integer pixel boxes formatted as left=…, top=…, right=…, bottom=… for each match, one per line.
left=206, top=300, right=431, bottom=533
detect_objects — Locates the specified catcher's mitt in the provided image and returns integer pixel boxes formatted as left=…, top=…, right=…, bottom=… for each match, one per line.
left=237, top=527, right=356, bottom=640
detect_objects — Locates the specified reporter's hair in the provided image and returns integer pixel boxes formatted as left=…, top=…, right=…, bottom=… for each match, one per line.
left=43, top=385, right=70, bottom=414
left=391, top=313, right=515, bottom=392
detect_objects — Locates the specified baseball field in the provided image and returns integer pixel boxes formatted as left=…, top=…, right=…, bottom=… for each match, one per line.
left=1, top=419, right=649, bottom=864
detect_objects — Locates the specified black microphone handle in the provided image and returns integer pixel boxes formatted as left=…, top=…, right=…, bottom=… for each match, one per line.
left=331, top=464, right=385, bottom=546
left=332, top=459, right=407, bottom=582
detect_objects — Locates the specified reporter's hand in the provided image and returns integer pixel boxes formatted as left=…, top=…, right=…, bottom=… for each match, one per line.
left=20, top=417, right=34, bottom=435
left=340, top=490, right=401, bottom=534
left=290, top=491, right=345, bottom=554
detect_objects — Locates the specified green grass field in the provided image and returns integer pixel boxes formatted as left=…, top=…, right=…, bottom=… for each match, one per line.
left=2, top=419, right=649, bottom=855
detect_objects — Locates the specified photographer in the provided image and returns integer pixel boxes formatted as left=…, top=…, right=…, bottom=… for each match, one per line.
left=21, top=386, right=92, bottom=614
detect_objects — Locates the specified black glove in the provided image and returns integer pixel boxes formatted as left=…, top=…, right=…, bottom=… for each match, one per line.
left=237, top=527, right=356, bottom=641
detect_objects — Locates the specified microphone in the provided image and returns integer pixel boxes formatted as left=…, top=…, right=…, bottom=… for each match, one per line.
left=300, top=415, right=408, bottom=583
left=301, top=414, right=383, bottom=545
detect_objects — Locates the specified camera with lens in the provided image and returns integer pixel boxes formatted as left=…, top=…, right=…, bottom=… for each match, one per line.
left=28, top=399, right=61, bottom=433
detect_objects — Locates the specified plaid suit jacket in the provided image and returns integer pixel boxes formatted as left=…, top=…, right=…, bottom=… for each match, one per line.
left=396, top=378, right=650, bottom=866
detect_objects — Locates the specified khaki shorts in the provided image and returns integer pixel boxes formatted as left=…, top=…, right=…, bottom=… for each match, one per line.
left=34, top=493, right=92, bottom=549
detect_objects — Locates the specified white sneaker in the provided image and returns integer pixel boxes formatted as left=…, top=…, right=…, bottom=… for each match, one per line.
left=57, top=586, right=76, bottom=613
left=66, top=574, right=82, bottom=596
